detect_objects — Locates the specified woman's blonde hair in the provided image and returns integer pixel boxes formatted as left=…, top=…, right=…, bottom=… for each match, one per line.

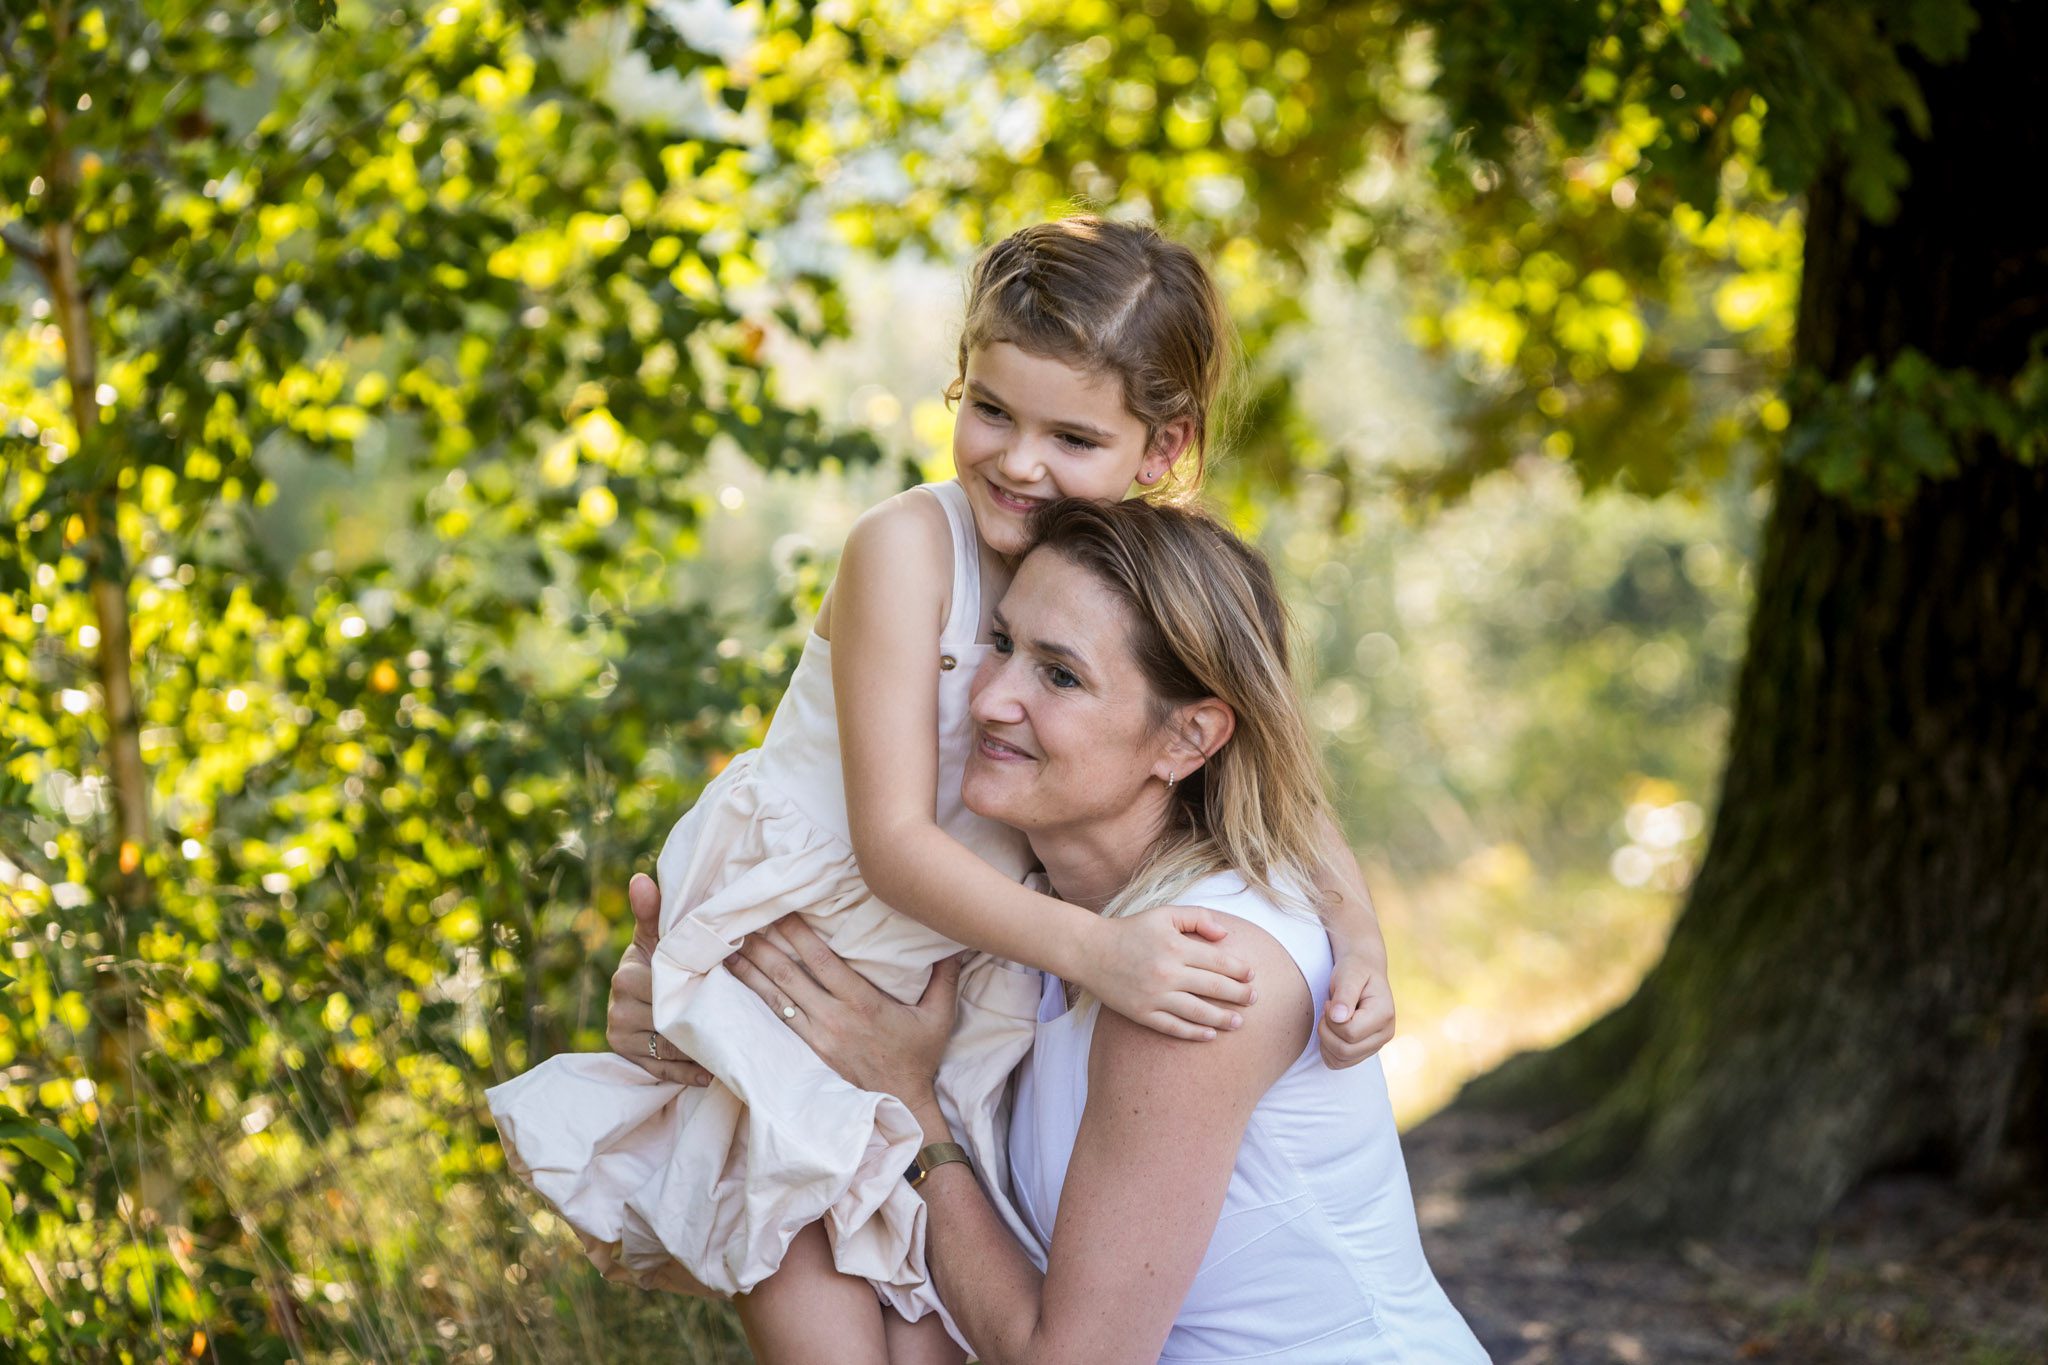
left=945, top=215, right=1239, bottom=493
left=1025, top=498, right=1332, bottom=923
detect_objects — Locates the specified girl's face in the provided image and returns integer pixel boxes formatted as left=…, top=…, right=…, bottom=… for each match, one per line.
left=953, top=342, right=1189, bottom=558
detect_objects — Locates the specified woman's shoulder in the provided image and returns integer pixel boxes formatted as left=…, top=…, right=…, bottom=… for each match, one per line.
left=1172, top=870, right=1331, bottom=977
left=1090, top=896, right=1313, bottom=1095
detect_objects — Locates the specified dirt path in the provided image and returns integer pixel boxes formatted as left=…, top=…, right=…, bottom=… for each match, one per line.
left=1405, top=1111, right=2048, bottom=1364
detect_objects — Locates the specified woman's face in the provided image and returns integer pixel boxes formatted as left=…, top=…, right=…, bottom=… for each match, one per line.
left=961, top=548, right=1175, bottom=837
left=952, top=342, right=1182, bottom=558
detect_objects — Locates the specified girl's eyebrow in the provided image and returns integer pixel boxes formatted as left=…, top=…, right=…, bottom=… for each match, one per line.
left=965, top=380, right=1117, bottom=444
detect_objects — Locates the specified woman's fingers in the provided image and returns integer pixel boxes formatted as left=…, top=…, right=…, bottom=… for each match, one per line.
left=724, top=942, right=820, bottom=1040
left=918, top=953, right=965, bottom=1016
left=605, top=951, right=712, bottom=1085
left=647, top=1056, right=715, bottom=1086
left=769, top=915, right=877, bottom=1001
left=628, top=872, right=662, bottom=957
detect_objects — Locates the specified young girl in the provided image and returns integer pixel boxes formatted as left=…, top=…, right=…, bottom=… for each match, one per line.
left=486, top=216, right=1395, bottom=1362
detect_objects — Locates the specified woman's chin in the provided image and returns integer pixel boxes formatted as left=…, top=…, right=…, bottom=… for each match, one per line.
left=960, top=764, right=1018, bottom=825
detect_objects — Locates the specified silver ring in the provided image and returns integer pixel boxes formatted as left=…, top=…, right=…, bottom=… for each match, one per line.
left=780, top=1004, right=797, bottom=1020
left=647, top=1031, right=660, bottom=1059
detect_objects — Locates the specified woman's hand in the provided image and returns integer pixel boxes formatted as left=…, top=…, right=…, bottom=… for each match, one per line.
left=1318, top=935, right=1396, bottom=1069
left=726, top=916, right=958, bottom=1107
left=1079, top=906, right=1256, bottom=1042
left=605, top=873, right=713, bottom=1087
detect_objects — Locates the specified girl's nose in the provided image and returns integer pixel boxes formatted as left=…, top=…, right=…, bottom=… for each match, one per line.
left=996, top=441, right=1046, bottom=488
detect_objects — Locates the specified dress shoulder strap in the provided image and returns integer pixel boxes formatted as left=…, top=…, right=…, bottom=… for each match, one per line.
left=921, top=480, right=983, bottom=643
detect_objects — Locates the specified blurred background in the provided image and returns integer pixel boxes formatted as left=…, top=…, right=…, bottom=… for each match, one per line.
left=4, top=1, right=2041, bottom=1361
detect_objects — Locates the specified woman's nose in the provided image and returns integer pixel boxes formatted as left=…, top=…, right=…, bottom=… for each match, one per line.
left=968, top=655, right=1024, bottom=723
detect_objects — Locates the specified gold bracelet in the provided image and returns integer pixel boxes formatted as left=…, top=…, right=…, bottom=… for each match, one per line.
left=905, top=1141, right=969, bottom=1190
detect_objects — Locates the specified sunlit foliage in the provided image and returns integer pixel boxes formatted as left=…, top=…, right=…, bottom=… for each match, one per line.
left=1, top=0, right=2015, bottom=1358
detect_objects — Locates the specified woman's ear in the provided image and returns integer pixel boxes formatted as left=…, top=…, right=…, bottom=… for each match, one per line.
left=1164, top=698, right=1236, bottom=778
left=1138, top=418, right=1196, bottom=487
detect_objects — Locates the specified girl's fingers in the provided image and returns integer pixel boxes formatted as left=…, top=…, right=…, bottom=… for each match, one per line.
left=1331, top=997, right=1394, bottom=1042
left=1142, top=1011, right=1219, bottom=1043
left=1183, top=968, right=1255, bottom=1008
left=1317, top=1019, right=1396, bottom=1069
left=1187, top=942, right=1254, bottom=983
left=1164, top=993, right=1242, bottom=1033
left=1166, top=903, right=1232, bottom=944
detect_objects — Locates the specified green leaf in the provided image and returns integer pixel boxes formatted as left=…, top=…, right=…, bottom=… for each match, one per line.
left=0, top=1122, right=82, bottom=1183
left=1678, top=5, right=1743, bottom=71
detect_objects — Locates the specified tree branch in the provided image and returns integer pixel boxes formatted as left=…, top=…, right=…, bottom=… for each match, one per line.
left=0, top=223, right=50, bottom=273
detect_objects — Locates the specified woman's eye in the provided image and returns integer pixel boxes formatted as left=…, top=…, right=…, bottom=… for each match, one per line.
left=991, top=631, right=1012, bottom=654
left=1048, top=665, right=1078, bottom=689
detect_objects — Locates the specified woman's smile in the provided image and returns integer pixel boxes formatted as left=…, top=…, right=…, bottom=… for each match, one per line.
left=975, top=728, right=1037, bottom=762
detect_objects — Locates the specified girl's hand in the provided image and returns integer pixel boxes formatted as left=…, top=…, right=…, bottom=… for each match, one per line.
left=606, top=873, right=713, bottom=1087
left=1318, top=936, right=1396, bottom=1069
left=725, top=915, right=958, bottom=1105
left=1082, top=906, right=1257, bottom=1042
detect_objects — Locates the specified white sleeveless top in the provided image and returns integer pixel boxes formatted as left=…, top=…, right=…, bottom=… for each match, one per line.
left=1008, top=873, right=1490, bottom=1363
left=755, top=479, right=1028, bottom=879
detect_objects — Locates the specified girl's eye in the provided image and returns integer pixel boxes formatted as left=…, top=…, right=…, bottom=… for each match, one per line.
left=974, top=402, right=1007, bottom=422
left=991, top=630, right=1012, bottom=654
left=1058, top=434, right=1099, bottom=451
left=1047, top=665, right=1079, bottom=689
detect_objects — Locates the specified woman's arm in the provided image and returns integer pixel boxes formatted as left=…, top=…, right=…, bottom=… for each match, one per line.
left=931, top=919, right=1307, bottom=1364
left=831, top=496, right=1253, bottom=1039
left=728, top=913, right=1309, bottom=1365
left=1308, top=812, right=1397, bottom=1067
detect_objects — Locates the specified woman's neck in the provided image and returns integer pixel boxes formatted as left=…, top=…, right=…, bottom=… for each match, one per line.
left=1029, top=814, right=1160, bottom=914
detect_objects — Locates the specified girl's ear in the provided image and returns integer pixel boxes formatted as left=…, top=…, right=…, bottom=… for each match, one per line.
left=1138, top=417, right=1196, bottom=487
left=1160, top=698, right=1236, bottom=780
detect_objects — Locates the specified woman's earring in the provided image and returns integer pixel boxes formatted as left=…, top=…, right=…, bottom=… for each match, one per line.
left=1166, top=770, right=1177, bottom=790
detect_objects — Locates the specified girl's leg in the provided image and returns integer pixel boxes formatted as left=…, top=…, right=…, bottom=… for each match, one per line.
left=884, top=1307, right=969, bottom=1365
left=733, top=1221, right=889, bottom=1365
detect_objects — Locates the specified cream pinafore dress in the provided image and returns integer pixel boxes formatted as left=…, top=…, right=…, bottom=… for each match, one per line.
left=486, top=481, right=1042, bottom=1341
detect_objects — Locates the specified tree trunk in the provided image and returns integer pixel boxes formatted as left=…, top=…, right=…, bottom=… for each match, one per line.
left=1455, top=0, right=2048, bottom=1236
left=40, top=30, right=151, bottom=912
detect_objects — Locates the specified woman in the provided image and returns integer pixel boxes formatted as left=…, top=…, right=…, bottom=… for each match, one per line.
left=611, top=498, right=1484, bottom=1362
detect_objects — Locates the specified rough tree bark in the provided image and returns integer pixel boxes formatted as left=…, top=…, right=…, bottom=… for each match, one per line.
left=1455, top=0, right=2048, bottom=1236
